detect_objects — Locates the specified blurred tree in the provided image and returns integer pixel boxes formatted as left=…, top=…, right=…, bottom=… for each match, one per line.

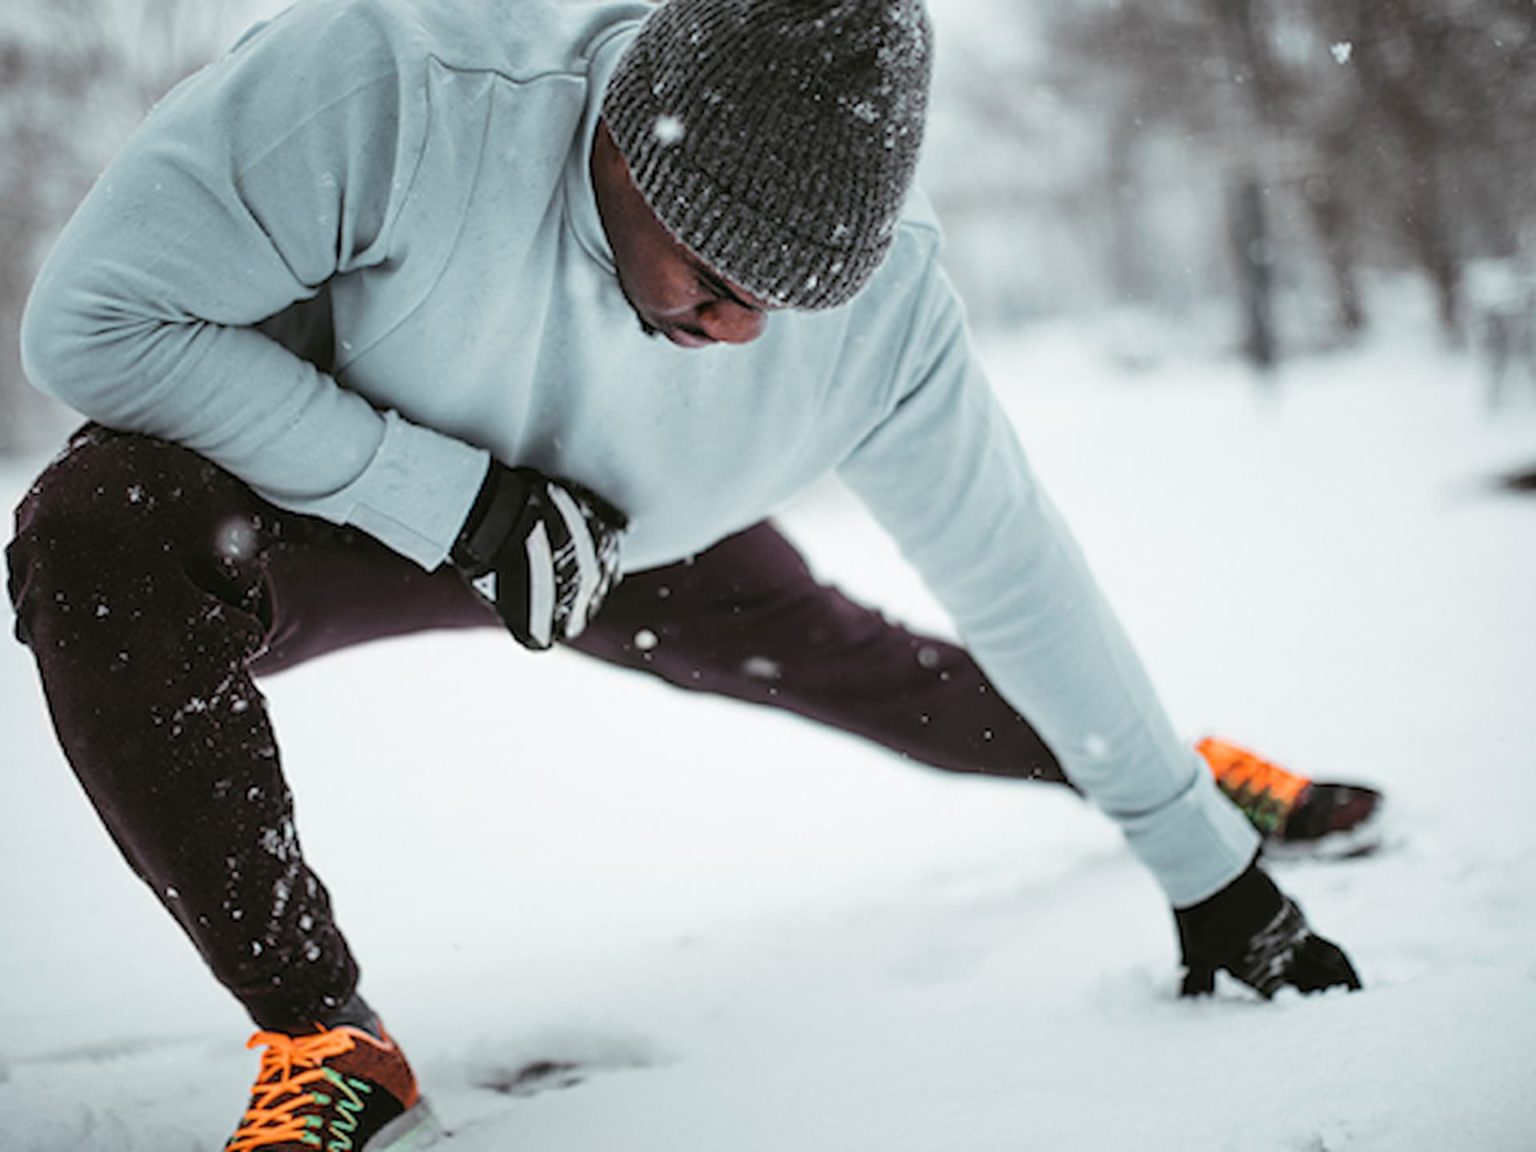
left=0, top=0, right=231, bottom=457
left=1044, top=0, right=1348, bottom=363
left=1212, top=0, right=1286, bottom=370
left=1314, top=0, right=1536, bottom=341
left=939, top=0, right=1535, bottom=362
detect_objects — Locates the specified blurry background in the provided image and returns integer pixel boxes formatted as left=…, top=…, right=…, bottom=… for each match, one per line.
left=2, top=0, right=1535, bottom=457
left=927, top=0, right=1536, bottom=371
left=3, top=10, right=1535, bottom=1147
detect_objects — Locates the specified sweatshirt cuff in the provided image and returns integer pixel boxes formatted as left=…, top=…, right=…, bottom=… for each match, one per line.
left=1117, top=767, right=1263, bottom=908
left=343, top=410, right=491, bottom=570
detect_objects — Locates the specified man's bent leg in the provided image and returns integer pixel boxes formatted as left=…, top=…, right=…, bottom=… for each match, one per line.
left=6, top=426, right=492, bottom=1028
left=571, top=521, right=1067, bottom=784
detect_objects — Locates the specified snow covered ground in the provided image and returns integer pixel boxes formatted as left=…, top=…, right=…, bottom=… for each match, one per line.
left=2, top=310, right=1535, bottom=1151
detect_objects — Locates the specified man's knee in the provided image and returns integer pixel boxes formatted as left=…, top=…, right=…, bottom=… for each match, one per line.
left=7, top=427, right=272, bottom=648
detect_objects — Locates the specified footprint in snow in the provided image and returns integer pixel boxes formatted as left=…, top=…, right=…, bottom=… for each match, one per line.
left=463, top=1025, right=668, bottom=1098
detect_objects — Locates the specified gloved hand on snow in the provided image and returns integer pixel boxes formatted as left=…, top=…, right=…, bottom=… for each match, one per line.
left=1174, top=858, right=1362, bottom=998
left=451, top=462, right=626, bottom=650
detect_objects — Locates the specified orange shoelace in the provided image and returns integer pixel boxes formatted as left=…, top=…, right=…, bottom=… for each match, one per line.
left=1197, top=737, right=1310, bottom=833
left=226, top=1028, right=364, bottom=1151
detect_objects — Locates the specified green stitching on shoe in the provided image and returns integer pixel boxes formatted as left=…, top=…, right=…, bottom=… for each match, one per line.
left=1221, top=783, right=1287, bottom=835
left=322, top=1069, right=374, bottom=1151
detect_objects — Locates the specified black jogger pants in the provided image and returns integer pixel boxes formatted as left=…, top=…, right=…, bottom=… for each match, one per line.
left=6, top=426, right=1063, bottom=1027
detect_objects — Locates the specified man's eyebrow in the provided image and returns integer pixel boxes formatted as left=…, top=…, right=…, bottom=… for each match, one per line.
left=695, top=263, right=762, bottom=312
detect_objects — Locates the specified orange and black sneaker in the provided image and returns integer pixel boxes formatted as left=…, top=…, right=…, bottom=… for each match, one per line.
left=1197, top=736, right=1385, bottom=859
left=225, top=1020, right=440, bottom=1151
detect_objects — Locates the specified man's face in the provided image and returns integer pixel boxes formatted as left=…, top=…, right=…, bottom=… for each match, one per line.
left=591, top=122, right=774, bottom=349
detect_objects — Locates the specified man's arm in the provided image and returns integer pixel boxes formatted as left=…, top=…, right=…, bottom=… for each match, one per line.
left=838, top=257, right=1259, bottom=908
left=19, top=4, right=487, bottom=569
left=840, top=252, right=1361, bottom=996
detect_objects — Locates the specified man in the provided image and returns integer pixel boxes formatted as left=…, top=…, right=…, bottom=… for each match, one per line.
left=7, top=0, right=1368, bottom=1147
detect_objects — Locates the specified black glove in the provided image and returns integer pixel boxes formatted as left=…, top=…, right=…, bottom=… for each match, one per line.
left=1175, top=859, right=1362, bottom=999
left=451, top=463, right=626, bottom=650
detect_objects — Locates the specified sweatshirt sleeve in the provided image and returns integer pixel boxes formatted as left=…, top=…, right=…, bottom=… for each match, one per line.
left=837, top=259, right=1258, bottom=907
left=18, top=2, right=488, bottom=570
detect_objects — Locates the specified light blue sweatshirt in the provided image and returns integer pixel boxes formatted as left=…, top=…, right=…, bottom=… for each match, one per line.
left=19, top=0, right=1258, bottom=905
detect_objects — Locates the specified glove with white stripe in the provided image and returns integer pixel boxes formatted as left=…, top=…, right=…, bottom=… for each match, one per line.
left=451, top=463, right=626, bottom=651
left=1175, top=858, right=1362, bottom=998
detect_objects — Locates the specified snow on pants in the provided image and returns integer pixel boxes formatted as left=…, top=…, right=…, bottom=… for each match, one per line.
left=5, top=426, right=1064, bottom=1028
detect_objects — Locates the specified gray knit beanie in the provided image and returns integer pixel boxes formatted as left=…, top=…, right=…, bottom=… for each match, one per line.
left=602, top=0, right=934, bottom=310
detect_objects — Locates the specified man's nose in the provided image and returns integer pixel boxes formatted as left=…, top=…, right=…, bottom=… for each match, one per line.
left=696, top=300, right=767, bottom=345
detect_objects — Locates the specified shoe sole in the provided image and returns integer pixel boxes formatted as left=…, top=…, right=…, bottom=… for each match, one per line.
left=372, top=1099, right=446, bottom=1150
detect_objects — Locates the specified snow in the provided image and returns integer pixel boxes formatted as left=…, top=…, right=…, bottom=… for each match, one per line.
left=2, top=312, right=1535, bottom=1150
left=651, top=116, right=685, bottom=147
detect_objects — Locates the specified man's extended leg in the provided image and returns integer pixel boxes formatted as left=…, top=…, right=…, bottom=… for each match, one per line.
left=6, top=426, right=493, bottom=1029
left=573, top=522, right=1382, bottom=853
left=570, top=520, right=1067, bottom=784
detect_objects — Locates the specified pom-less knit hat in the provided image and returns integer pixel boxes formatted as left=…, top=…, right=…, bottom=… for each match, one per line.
left=602, top=0, right=934, bottom=310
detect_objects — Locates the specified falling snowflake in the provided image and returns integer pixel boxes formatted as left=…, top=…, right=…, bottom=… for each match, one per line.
left=742, top=656, right=782, bottom=682
left=1330, top=41, right=1353, bottom=64
left=216, top=516, right=258, bottom=561
left=653, top=115, right=685, bottom=146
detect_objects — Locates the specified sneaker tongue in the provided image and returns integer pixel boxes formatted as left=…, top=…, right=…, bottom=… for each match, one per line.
left=313, top=993, right=383, bottom=1037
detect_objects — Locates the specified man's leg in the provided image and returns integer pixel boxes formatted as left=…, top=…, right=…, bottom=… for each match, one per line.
left=570, top=521, right=1068, bottom=785
left=6, top=426, right=494, bottom=1029
left=574, top=522, right=1382, bottom=854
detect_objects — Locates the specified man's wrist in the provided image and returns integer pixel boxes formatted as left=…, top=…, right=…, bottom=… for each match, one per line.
left=1175, top=853, right=1279, bottom=963
left=451, top=463, right=528, bottom=574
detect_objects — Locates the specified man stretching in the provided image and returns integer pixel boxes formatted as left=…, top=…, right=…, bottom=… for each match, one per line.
left=9, top=0, right=1367, bottom=1147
